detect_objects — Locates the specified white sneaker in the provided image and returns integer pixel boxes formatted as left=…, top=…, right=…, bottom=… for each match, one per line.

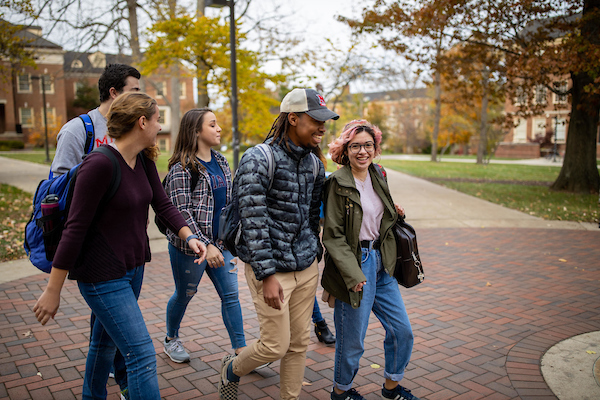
left=163, top=337, right=190, bottom=363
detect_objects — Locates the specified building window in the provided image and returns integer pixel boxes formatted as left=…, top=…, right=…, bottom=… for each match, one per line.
left=533, top=118, right=546, bottom=139
left=41, top=107, right=56, bottom=126
left=158, top=138, right=168, bottom=152
left=40, top=75, right=54, bottom=94
left=156, top=81, right=167, bottom=98
left=514, top=87, right=526, bottom=106
left=513, top=118, right=527, bottom=143
left=19, top=107, right=34, bottom=127
left=180, top=82, right=186, bottom=99
left=554, top=118, right=567, bottom=141
left=18, top=74, right=31, bottom=93
left=553, top=81, right=568, bottom=104
left=158, top=106, right=171, bottom=131
left=535, top=85, right=547, bottom=104
left=71, top=59, right=83, bottom=68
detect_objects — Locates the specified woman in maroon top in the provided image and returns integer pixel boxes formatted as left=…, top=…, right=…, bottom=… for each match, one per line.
left=33, top=92, right=207, bottom=400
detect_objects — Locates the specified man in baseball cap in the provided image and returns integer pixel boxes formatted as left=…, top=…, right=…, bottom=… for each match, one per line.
left=280, top=88, right=340, bottom=121
left=216, top=88, right=335, bottom=400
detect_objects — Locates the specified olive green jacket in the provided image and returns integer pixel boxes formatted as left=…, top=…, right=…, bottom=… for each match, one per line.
left=321, top=164, right=398, bottom=309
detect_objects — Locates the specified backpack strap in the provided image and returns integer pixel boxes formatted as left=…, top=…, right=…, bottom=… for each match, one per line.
left=255, top=143, right=275, bottom=191
left=78, top=113, right=95, bottom=155
left=309, top=153, right=319, bottom=181
left=92, top=146, right=121, bottom=202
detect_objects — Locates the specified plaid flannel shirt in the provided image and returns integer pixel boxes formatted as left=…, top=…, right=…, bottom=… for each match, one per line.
left=164, top=150, right=232, bottom=256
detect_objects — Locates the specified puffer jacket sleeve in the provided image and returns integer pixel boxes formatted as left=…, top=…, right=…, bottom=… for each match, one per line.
left=310, top=160, right=325, bottom=261
left=236, top=147, right=275, bottom=280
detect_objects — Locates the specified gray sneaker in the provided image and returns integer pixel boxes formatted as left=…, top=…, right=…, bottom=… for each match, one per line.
left=218, top=354, right=238, bottom=400
left=163, top=337, right=190, bottom=363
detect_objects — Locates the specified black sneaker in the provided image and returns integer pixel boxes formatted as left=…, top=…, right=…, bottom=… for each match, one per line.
left=381, top=384, right=420, bottom=400
left=315, top=320, right=336, bottom=345
left=331, top=388, right=366, bottom=400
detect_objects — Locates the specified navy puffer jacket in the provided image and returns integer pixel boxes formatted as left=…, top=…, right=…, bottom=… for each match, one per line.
left=235, top=138, right=325, bottom=281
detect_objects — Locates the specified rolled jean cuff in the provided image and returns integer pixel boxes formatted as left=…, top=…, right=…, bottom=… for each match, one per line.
left=333, top=381, right=354, bottom=392
left=383, top=371, right=405, bottom=382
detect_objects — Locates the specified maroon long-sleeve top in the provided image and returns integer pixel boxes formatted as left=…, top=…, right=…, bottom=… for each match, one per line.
left=52, top=145, right=187, bottom=283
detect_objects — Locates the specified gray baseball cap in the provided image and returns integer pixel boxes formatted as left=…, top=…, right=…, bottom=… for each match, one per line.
left=280, top=88, right=340, bottom=121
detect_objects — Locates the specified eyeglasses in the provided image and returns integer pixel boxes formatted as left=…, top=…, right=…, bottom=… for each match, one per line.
left=348, top=142, right=375, bottom=154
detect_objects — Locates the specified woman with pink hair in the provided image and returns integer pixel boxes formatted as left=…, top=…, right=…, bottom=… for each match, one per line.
left=321, top=120, right=419, bottom=400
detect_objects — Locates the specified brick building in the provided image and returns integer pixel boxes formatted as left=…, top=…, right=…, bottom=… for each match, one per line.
left=0, top=25, right=195, bottom=151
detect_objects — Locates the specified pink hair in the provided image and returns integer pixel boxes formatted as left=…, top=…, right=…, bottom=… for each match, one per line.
left=328, top=119, right=383, bottom=164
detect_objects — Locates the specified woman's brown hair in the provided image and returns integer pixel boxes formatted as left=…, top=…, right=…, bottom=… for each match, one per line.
left=107, top=92, right=160, bottom=161
left=167, top=108, right=213, bottom=173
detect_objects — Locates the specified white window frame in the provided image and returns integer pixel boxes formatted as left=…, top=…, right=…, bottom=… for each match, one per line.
left=535, top=85, right=547, bottom=105
left=180, top=82, right=186, bottom=99
left=39, top=75, right=55, bottom=95
left=71, top=59, right=83, bottom=68
left=156, top=81, right=167, bottom=98
left=553, top=81, right=568, bottom=104
left=514, top=87, right=526, bottom=106
left=555, top=118, right=567, bottom=142
left=513, top=118, right=527, bottom=143
left=158, top=106, right=171, bottom=129
left=533, top=118, right=546, bottom=139
left=19, top=107, right=34, bottom=127
left=17, top=74, right=32, bottom=93
left=41, top=107, right=56, bottom=127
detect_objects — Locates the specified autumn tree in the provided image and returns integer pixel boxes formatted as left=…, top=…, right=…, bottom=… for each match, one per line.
left=0, top=0, right=37, bottom=75
left=458, top=0, right=599, bottom=193
left=143, top=12, right=285, bottom=144
left=343, top=0, right=466, bottom=162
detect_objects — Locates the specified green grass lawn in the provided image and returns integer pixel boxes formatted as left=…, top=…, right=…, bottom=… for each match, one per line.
left=379, top=160, right=599, bottom=223
left=0, top=184, right=32, bottom=262
left=2, top=151, right=598, bottom=224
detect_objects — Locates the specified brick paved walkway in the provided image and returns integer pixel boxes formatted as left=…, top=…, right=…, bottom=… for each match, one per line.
left=1, top=228, right=599, bottom=400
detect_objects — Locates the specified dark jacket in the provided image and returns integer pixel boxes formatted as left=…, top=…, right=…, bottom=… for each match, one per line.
left=235, top=138, right=325, bottom=281
left=321, top=164, right=397, bottom=308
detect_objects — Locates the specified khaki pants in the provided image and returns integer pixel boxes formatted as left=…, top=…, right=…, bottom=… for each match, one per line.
left=232, top=260, right=318, bottom=400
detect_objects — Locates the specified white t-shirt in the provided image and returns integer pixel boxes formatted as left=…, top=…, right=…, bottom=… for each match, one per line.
left=354, top=172, right=384, bottom=242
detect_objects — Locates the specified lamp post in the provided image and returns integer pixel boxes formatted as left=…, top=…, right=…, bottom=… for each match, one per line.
left=206, top=0, right=239, bottom=171
left=31, top=75, right=50, bottom=163
left=552, top=115, right=559, bottom=163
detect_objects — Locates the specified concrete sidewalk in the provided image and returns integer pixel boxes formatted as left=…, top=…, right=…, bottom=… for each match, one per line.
left=0, top=155, right=599, bottom=399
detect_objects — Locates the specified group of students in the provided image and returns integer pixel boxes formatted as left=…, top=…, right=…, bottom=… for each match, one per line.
left=32, top=63, right=419, bottom=400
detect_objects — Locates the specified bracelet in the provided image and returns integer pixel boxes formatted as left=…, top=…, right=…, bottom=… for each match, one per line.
left=186, top=234, right=199, bottom=244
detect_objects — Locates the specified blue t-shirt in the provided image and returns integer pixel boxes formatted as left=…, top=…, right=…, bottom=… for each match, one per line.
left=199, top=155, right=227, bottom=241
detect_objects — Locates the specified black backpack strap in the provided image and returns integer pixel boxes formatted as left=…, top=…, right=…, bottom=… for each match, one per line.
left=78, top=113, right=95, bottom=155
left=190, top=168, right=200, bottom=192
left=92, top=146, right=121, bottom=202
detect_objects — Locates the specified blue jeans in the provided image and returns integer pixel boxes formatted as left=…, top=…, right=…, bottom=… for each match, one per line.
left=78, top=266, right=160, bottom=400
left=89, top=314, right=127, bottom=391
left=166, top=244, right=246, bottom=349
left=333, top=248, right=414, bottom=391
left=312, top=296, right=325, bottom=324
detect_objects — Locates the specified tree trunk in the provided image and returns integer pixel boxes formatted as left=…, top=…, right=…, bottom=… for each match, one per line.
left=126, top=0, right=145, bottom=92
left=476, top=67, right=489, bottom=164
left=195, top=0, right=210, bottom=108
left=551, top=0, right=600, bottom=194
left=550, top=71, right=600, bottom=193
left=196, top=64, right=210, bottom=107
left=431, top=68, right=441, bottom=162
left=170, top=72, right=181, bottom=150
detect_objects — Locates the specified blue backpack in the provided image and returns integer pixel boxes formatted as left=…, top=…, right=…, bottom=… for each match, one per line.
left=23, top=115, right=121, bottom=273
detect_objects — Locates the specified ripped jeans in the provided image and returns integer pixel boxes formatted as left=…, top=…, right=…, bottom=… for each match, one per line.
left=166, top=243, right=246, bottom=349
